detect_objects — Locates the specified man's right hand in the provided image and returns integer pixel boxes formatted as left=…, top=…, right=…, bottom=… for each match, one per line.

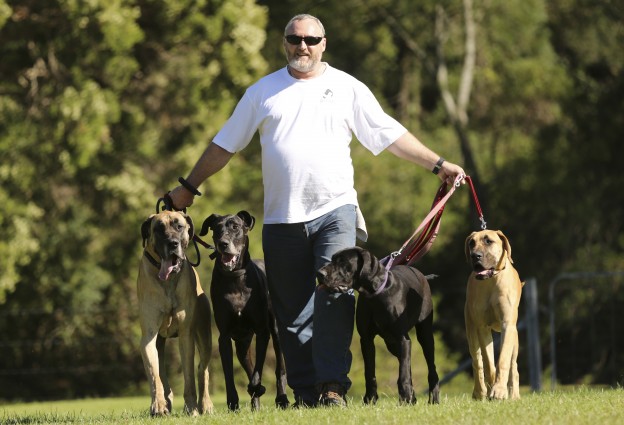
left=168, top=185, right=195, bottom=210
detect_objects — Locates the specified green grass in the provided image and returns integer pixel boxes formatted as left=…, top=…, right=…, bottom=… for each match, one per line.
left=1, top=387, right=623, bottom=424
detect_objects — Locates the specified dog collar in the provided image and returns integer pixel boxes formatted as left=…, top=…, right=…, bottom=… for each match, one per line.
left=215, top=266, right=246, bottom=278
left=143, top=250, right=161, bottom=268
left=368, top=269, right=389, bottom=297
left=365, top=256, right=393, bottom=297
left=364, top=268, right=390, bottom=298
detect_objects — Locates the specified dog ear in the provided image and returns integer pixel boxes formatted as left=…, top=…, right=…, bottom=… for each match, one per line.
left=141, top=215, right=155, bottom=247
left=199, top=214, right=220, bottom=236
left=496, top=230, right=513, bottom=264
left=183, top=213, right=195, bottom=240
left=316, top=268, right=327, bottom=285
left=356, top=248, right=384, bottom=288
left=237, top=210, right=255, bottom=231
left=464, top=232, right=476, bottom=263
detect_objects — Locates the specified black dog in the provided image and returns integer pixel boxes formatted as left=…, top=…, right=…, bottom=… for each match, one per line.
left=200, top=211, right=289, bottom=411
left=317, top=246, right=440, bottom=405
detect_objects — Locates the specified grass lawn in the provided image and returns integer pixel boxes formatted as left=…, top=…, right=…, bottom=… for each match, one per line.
left=1, top=386, right=622, bottom=424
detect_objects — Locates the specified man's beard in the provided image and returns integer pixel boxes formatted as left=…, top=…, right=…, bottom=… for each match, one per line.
left=287, top=53, right=320, bottom=73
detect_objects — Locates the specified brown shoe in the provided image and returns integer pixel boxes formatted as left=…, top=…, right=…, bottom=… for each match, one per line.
left=318, top=383, right=347, bottom=407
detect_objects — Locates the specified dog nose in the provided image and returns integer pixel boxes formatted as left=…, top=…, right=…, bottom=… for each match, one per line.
left=471, top=252, right=482, bottom=261
left=218, top=241, right=229, bottom=251
left=168, top=240, right=180, bottom=250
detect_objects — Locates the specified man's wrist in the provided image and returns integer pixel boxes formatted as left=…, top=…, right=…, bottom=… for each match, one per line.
left=432, top=157, right=445, bottom=175
left=178, top=177, right=202, bottom=196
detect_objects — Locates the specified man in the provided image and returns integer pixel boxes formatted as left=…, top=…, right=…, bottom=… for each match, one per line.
left=168, top=14, right=465, bottom=407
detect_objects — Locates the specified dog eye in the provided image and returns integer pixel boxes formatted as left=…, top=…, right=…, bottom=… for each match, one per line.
left=170, top=220, right=184, bottom=231
left=484, top=238, right=492, bottom=245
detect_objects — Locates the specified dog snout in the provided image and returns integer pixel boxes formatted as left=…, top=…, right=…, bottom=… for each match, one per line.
left=168, top=239, right=180, bottom=250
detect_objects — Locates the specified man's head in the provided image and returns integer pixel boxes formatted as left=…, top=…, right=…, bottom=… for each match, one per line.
left=283, top=14, right=326, bottom=76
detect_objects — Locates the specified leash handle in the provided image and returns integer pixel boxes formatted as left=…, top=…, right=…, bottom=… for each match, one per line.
left=392, top=174, right=464, bottom=266
left=464, top=176, right=487, bottom=229
left=397, top=175, right=463, bottom=254
left=156, top=193, right=187, bottom=213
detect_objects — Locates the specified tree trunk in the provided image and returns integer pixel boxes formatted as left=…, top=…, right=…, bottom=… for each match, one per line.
left=435, top=0, right=488, bottom=221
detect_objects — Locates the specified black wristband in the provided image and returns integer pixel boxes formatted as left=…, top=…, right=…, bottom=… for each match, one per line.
left=178, top=177, right=202, bottom=196
left=432, top=157, right=445, bottom=175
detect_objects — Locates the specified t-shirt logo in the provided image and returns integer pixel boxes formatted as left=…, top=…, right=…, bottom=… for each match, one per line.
left=321, top=89, right=334, bottom=102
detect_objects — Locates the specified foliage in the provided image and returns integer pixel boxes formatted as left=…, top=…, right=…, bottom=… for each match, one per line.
left=0, top=0, right=268, bottom=399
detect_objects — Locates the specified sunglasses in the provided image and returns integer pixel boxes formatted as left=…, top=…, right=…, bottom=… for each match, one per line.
left=285, top=35, right=324, bottom=46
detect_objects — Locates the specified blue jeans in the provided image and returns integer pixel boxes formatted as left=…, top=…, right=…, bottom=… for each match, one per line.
left=262, top=204, right=356, bottom=402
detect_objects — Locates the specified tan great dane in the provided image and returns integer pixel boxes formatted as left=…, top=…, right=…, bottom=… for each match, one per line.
left=138, top=210, right=213, bottom=416
left=464, top=230, right=523, bottom=400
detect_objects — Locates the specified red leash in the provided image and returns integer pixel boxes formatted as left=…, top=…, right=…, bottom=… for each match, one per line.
left=464, top=175, right=487, bottom=230
left=387, top=175, right=463, bottom=267
left=385, top=174, right=486, bottom=268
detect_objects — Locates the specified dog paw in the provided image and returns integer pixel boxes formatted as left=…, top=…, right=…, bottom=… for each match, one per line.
left=489, top=383, right=509, bottom=400
left=275, top=394, right=290, bottom=409
left=471, top=390, right=487, bottom=401
left=398, top=390, right=416, bottom=405
left=150, top=400, right=170, bottom=416
left=428, top=384, right=440, bottom=404
left=363, top=392, right=378, bottom=405
left=200, top=400, right=214, bottom=414
left=184, top=406, right=199, bottom=417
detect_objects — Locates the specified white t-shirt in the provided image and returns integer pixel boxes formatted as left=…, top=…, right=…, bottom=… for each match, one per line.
left=212, top=64, right=408, bottom=225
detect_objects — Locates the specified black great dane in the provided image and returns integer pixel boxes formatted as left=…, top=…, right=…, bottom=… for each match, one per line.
left=200, top=211, right=289, bottom=411
left=317, top=246, right=440, bottom=405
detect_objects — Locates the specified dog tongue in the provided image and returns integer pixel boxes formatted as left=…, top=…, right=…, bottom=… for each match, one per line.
left=477, top=269, right=493, bottom=279
left=159, top=259, right=175, bottom=281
